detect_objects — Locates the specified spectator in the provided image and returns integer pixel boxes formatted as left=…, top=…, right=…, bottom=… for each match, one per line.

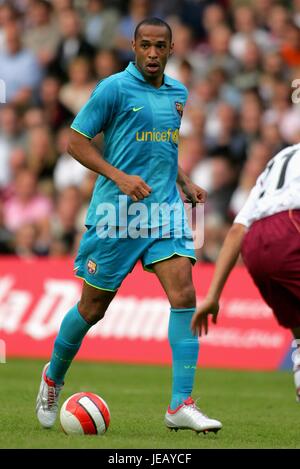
left=0, top=200, right=13, bottom=254
left=202, top=3, right=226, bottom=41
left=13, top=223, right=40, bottom=258
left=263, top=80, right=300, bottom=144
left=114, top=0, right=152, bottom=63
left=3, top=169, right=53, bottom=232
left=239, top=96, right=262, bottom=150
left=53, top=126, right=88, bottom=191
left=281, top=21, right=300, bottom=68
left=165, top=23, right=205, bottom=80
left=0, top=21, right=42, bottom=105
left=259, top=50, right=287, bottom=104
left=260, top=122, right=286, bottom=156
left=39, top=75, right=73, bottom=131
left=49, top=8, right=95, bottom=79
left=292, top=0, right=300, bottom=28
left=229, top=140, right=272, bottom=217
left=84, top=0, right=120, bottom=49
left=205, top=155, right=238, bottom=222
left=234, top=40, right=262, bottom=92
left=151, top=0, right=182, bottom=18
left=59, top=56, right=95, bottom=115
left=253, top=0, right=276, bottom=30
left=49, top=186, right=82, bottom=255
left=178, top=134, right=206, bottom=176
left=205, top=102, right=246, bottom=165
left=25, top=125, right=57, bottom=194
left=24, top=0, right=60, bottom=67
left=51, top=0, right=74, bottom=14
left=0, top=105, right=23, bottom=189
left=266, top=4, right=290, bottom=46
left=230, top=5, right=272, bottom=60
left=207, top=67, right=241, bottom=109
left=178, top=0, right=214, bottom=41
left=23, top=107, right=46, bottom=129
left=193, top=154, right=238, bottom=263
left=0, top=2, right=20, bottom=52
left=206, top=24, right=240, bottom=80
left=94, top=49, right=122, bottom=80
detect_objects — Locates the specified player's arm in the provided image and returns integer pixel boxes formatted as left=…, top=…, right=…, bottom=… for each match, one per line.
left=177, top=166, right=207, bottom=204
left=191, top=222, right=246, bottom=335
left=191, top=179, right=262, bottom=335
left=68, top=131, right=151, bottom=202
left=69, top=79, right=151, bottom=201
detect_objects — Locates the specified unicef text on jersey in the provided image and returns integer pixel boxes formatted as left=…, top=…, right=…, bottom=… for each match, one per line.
left=94, top=196, right=204, bottom=250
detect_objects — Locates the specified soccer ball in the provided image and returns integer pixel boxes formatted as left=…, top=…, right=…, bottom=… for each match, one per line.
left=60, top=392, right=110, bottom=435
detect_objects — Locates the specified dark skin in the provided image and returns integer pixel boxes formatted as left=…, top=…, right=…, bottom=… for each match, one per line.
left=132, top=23, right=174, bottom=89
left=68, top=23, right=206, bottom=323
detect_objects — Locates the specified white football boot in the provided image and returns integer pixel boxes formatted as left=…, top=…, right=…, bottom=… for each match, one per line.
left=165, top=397, right=222, bottom=434
left=36, top=362, right=63, bottom=428
left=293, top=349, right=300, bottom=402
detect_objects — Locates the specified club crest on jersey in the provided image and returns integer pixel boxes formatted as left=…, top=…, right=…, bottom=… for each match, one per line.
left=175, top=102, right=184, bottom=117
left=87, top=259, right=97, bottom=275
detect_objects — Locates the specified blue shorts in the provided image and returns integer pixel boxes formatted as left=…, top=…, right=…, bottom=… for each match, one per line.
left=74, top=225, right=196, bottom=291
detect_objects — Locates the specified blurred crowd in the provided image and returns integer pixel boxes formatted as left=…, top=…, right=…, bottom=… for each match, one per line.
left=0, top=0, right=300, bottom=262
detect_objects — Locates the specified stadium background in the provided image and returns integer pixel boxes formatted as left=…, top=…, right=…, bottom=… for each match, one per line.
left=0, top=0, right=299, bottom=391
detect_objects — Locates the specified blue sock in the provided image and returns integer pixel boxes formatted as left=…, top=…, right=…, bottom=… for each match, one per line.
left=168, top=307, right=199, bottom=410
left=47, top=304, right=92, bottom=384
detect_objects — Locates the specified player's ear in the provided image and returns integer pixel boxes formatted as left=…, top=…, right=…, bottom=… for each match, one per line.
left=169, top=42, right=174, bottom=57
left=131, top=40, right=136, bottom=53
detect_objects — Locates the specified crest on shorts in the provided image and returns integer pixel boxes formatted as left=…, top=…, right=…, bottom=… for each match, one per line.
left=87, top=259, right=97, bottom=275
left=175, top=102, right=184, bottom=117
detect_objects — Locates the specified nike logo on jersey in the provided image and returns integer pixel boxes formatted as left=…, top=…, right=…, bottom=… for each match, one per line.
left=132, top=106, right=144, bottom=112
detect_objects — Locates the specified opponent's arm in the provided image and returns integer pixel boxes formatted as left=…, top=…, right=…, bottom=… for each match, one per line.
left=68, top=129, right=151, bottom=201
left=191, top=223, right=247, bottom=335
left=177, top=166, right=207, bottom=204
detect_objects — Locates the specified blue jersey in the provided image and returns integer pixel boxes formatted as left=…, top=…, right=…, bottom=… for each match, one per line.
left=71, top=62, right=188, bottom=228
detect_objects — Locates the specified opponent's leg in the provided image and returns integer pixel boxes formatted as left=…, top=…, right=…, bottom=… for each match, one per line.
left=36, top=282, right=116, bottom=428
left=152, top=255, right=222, bottom=432
left=292, top=327, right=300, bottom=402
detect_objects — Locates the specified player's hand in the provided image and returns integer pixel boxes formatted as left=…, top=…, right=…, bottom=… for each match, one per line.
left=115, top=173, right=152, bottom=201
left=191, top=297, right=219, bottom=336
left=182, top=181, right=207, bottom=206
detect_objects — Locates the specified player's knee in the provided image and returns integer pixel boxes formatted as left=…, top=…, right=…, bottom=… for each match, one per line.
left=78, top=298, right=107, bottom=324
left=170, top=284, right=196, bottom=309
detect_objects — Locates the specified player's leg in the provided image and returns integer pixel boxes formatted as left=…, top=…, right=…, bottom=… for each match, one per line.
left=36, top=224, right=150, bottom=428
left=152, top=255, right=197, bottom=407
left=292, top=327, right=300, bottom=402
left=152, top=255, right=222, bottom=432
left=47, top=282, right=116, bottom=384
left=36, top=282, right=116, bottom=428
left=242, top=211, right=300, bottom=402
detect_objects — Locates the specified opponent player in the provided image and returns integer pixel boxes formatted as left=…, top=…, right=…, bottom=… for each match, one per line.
left=192, top=144, right=300, bottom=402
left=36, top=18, right=222, bottom=433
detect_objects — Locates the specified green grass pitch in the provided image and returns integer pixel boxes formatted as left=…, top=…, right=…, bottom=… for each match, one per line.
left=0, top=358, right=299, bottom=449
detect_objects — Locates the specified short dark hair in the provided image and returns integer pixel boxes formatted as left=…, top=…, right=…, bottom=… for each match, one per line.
left=134, top=17, right=172, bottom=42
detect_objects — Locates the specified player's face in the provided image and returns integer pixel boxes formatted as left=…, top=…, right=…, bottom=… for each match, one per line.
left=132, top=24, right=174, bottom=87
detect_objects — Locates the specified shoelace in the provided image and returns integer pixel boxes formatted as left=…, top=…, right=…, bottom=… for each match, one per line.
left=46, top=384, right=62, bottom=410
left=184, top=398, right=209, bottom=419
left=47, top=385, right=57, bottom=409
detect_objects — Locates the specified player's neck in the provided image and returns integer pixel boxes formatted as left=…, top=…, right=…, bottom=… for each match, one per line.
left=135, top=63, right=164, bottom=88
left=146, top=76, right=163, bottom=88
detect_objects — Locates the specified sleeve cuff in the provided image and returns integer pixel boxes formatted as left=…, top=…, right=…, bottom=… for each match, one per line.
left=70, top=126, right=93, bottom=140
